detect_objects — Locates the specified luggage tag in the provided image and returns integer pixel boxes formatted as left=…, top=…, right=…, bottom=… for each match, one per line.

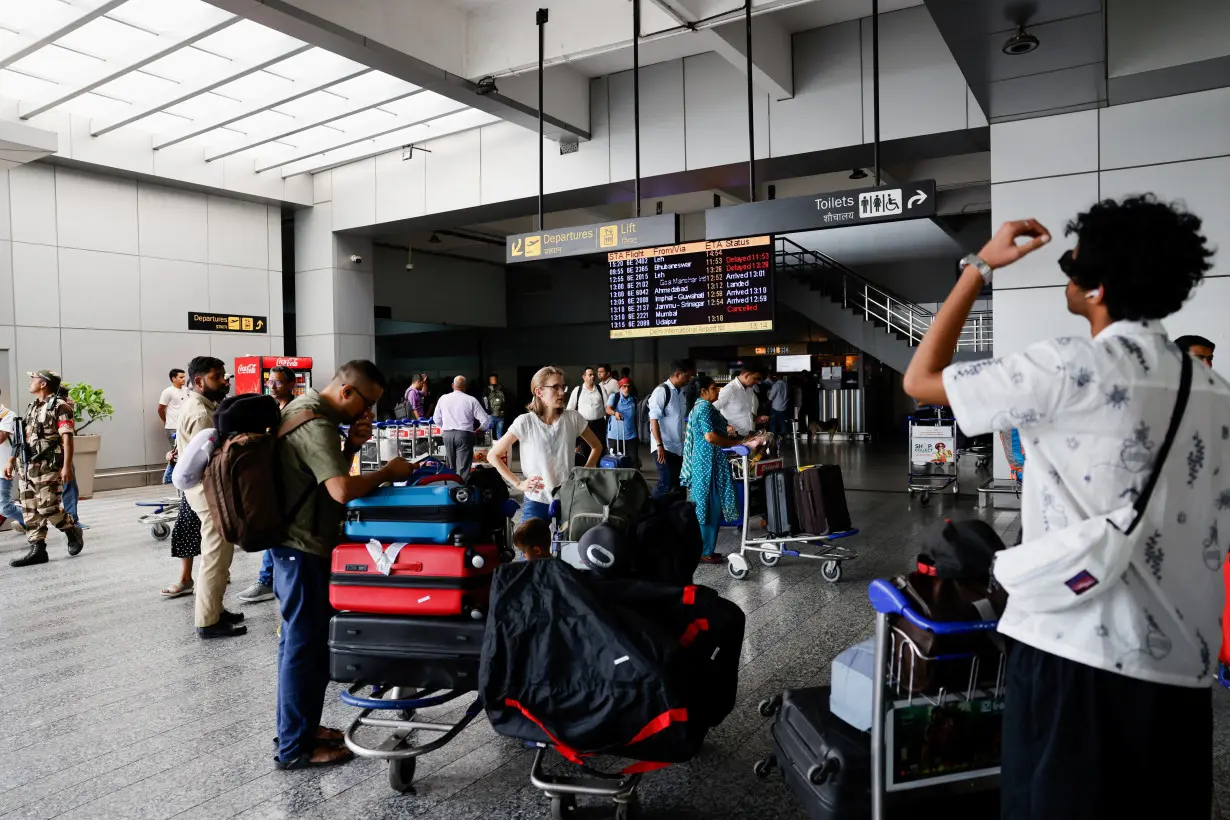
left=365, top=539, right=408, bottom=576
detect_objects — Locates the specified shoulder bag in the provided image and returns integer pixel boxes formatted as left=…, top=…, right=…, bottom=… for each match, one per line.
left=992, top=353, right=1193, bottom=613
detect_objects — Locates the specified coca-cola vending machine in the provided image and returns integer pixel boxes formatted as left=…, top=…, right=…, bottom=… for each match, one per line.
left=233, top=356, right=313, bottom=398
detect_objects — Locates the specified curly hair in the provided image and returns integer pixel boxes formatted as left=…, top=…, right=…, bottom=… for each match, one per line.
left=1064, top=194, right=1214, bottom=321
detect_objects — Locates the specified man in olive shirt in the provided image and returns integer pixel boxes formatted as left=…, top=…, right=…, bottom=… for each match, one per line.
left=271, top=360, right=412, bottom=770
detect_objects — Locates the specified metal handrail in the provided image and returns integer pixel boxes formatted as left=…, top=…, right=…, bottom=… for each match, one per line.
left=775, top=236, right=993, bottom=352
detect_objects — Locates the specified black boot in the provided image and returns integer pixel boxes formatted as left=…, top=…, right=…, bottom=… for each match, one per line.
left=65, top=526, right=84, bottom=556
left=10, top=542, right=49, bottom=568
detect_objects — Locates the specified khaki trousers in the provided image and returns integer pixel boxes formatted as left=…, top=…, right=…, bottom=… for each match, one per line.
left=186, top=486, right=234, bottom=628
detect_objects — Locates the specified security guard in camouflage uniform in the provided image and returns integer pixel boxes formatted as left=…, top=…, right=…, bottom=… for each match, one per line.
left=5, top=370, right=84, bottom=567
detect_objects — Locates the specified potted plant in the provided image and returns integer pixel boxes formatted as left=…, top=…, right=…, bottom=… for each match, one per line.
left=66, top=383, right=114, bottom=500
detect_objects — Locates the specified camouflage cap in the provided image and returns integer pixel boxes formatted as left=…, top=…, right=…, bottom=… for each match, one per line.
left=27, top=370, right=62, bottom=388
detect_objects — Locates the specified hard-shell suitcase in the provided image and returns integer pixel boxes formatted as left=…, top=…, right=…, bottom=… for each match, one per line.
left=764, top=468, right=800, bottom=537
left=344, top=482, right=491, bottom=544
left=330, top=541, right=500, bottom=617
left=771, top=685, right=870, bottom=820
left=599, top=436, right=633, bottom=470
left=794, top=465, right=852, bottom=534
left=328, top=612, right=486, bottom=689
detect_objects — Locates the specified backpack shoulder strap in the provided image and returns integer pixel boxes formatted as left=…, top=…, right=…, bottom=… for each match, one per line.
left=276, top=410, right=325, bottom=439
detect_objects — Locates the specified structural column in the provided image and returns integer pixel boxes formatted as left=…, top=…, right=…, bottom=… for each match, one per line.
left=293, top=171, right=376, bottom=387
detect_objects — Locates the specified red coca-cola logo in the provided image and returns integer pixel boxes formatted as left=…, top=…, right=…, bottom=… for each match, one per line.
left=274, top=357, right=307, bottom=368
left=237, top=364, right=258, bottom=375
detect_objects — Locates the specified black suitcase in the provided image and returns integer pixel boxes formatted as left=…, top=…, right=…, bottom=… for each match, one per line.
left=764, top=468, right=800, bottom=537
left=770, top=685, right=870, bottom=820
left=328, top=613, right=485, bottom=690
left=795, top=465, right=853, bottom=534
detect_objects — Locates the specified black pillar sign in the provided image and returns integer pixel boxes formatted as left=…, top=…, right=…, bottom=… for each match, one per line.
left=705, top=180, right=937, bottom=240
left=506, top=214, right=678, bottom=263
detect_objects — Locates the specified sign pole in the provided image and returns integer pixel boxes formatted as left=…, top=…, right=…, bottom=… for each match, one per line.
left=633, top=0, right=641, bottom=218
left=745, top=0, right=755, bottom=203
left=872, top=0, right=880, bottom=186
left=536, top=8, right=548, bottom=231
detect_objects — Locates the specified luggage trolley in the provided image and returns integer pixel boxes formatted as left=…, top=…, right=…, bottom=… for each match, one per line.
left=907, top=409, right=959, bottom=505
left=135, top=496, right=180, bottom=541
left=867, top=578, right=1003, bottom=818
left=339, top=684, right=484, bottom=793
left=722, top=441, right=859, bottom=583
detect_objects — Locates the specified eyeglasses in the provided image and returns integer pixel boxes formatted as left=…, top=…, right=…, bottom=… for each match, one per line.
left=541, top=383, right=567, bottom=393
left=348, top=384, right=377, bottom=410
left=1058, top=249, right=1077, bottom=276
left=267, top=379, right=284, bottom=387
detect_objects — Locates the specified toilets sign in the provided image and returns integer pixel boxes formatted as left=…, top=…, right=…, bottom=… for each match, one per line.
left=705, top=179, right=936, bottom=240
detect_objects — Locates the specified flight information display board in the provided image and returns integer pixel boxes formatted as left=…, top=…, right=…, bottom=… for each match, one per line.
left=608, top=236, right=774, bottom=339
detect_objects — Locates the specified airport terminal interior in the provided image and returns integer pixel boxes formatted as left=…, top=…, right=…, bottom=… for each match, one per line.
left=0, top=0, right=1229, bottom=817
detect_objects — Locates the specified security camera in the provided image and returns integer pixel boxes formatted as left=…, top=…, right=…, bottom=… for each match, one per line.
left=349, top=254, right=363, bottom=264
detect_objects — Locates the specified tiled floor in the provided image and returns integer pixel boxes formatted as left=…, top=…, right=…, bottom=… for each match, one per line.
left=0, top=444, right=1225, bottom=820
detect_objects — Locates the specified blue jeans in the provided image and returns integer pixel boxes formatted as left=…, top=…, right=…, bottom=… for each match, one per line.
left=770, top=409, right=787, bottom=436
left=489, top=418, right=505, bottom=441
left=521, top=499, right=551, bottom=523
left=271, top=546, right=334, bottom=763
left=63, top=478, right=81, bottom=526
left=0, top=476, right=23, bottom=526
left=653, top=450, right=683, bottom=499
left=258, top=550, right=274, bottom=588
left=162, top=430, right=176, bottom=484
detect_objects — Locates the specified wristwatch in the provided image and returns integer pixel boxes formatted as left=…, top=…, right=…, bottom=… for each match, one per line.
left=959, top=253, right=993, bottom=286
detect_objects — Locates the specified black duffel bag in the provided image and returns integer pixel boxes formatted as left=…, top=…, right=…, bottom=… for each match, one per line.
left=479, top=560, right=745, bottom=765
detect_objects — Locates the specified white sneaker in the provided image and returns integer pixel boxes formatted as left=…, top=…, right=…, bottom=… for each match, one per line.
left=7, top=519, right=24, bottom=534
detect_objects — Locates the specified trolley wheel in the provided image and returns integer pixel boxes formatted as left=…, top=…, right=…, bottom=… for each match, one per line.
left=728, top=559, right=749, bottom=581
left=820, top=560, right=843, bottom=584
left=919, top=491, right=931, bottom=506
left=759, top=548, right=781, bottom=567
left=151, top=523, right=171, bottom=541
left=753, top=755, right=776, bottom=779
left=388, top=757, right=416, bottom=793
left=613, top=799, right=639, bottom=820
left=757, top=695, right=781, bottom=718
left=550, top=794, right=577, bottom=819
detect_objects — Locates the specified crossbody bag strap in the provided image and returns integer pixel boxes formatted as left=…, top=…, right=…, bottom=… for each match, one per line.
left=1124, top=352, right=1193, bottom=536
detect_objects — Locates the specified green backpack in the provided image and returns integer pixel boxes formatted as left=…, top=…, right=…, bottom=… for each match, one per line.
left=558, top=466, right=650, bottom=542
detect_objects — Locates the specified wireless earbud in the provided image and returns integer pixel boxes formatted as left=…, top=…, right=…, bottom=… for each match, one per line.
left=1085, top=290, right=1099, bottom=301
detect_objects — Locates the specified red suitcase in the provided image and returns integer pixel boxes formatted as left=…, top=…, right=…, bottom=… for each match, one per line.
left=330, top=541, right=500, bottom=618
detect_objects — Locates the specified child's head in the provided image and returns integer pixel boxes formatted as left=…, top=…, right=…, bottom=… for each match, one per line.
left=513, top=517, right=551, bottom=561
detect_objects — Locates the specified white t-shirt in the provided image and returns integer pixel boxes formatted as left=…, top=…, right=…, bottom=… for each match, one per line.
left=944, top=318, right=1230, bottom=688
left=159, top=385, right=189, bottom=430
left=509, top=409, right=589, bottom=504
left=567, top=384, right=608, bottom=422
left=0, top=405, right=15, bottom=465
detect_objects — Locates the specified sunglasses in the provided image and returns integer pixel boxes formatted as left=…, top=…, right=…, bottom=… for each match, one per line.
left=1058, top=249, right=1078, bottom=277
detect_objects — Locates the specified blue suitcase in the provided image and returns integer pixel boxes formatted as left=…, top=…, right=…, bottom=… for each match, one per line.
left=344, top=479, right=490, bottom=544
left=599, top=437, right=633, bottom=469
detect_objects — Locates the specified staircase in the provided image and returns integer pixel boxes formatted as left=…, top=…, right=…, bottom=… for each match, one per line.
left=775, top=237, right=993, bottom=374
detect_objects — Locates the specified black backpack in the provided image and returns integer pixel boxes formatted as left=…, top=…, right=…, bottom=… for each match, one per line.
left=213, top=393, right=281, bottom=437
left=630, top=498, right=703, bottom=586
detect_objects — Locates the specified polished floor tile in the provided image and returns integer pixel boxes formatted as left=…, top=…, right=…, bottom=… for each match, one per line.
left=0, top=444, right=1224, bottom=820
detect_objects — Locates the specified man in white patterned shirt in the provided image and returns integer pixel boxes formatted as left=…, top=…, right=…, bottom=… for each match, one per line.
left=904, top=196, right=1225, bottom=820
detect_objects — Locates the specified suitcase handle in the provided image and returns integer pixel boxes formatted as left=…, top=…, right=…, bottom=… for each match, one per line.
left=807, top=756, right=839, bottom=785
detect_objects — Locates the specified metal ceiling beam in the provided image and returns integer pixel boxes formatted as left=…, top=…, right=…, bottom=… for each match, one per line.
left=204, top=85, right=423, bottom=162
left=18, top=16, right=242, bottom=120
left=90, top=42, right=312, bottom=136
left=646, top=0, right=701, bottom=27
left=154, top=65, right=371, bottom=149
left=0, top=0, right=130, bottom=70
left=276, top=108, right=499, bottom=177
left=255, top=100, right=468, bottom=173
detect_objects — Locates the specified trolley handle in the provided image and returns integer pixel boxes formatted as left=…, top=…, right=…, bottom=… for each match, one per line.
left=867, top=578, right=998, bottom=635
left=722, top=445, right=752, bottom=457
